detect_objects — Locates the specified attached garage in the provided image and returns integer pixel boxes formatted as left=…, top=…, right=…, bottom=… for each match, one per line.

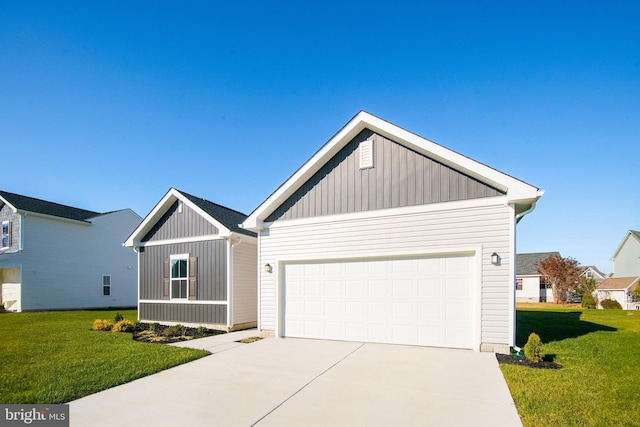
left=243, top=111, right=542, bottom=352
left=282, top=254, right=477, bottom=349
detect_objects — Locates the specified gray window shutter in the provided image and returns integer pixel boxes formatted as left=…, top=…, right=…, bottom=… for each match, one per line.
left=188, top=256, right=198, bottom=300
left=162, top=258, right=170, bottom=300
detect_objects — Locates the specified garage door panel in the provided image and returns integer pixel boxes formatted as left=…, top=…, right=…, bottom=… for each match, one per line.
left=283, top=255, right=475, bottom=349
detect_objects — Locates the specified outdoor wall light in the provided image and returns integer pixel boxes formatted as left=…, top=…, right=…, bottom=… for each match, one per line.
left=491, top=252, right=500, bottom=266
left=264, top=264, right=272, bottom=273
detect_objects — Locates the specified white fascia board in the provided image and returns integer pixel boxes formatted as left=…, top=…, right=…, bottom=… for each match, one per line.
left=124, top=188, right=232, bottom=247
left=0, top=195, right=17, bottom=213
left=243, top=111, right=542, bottom=230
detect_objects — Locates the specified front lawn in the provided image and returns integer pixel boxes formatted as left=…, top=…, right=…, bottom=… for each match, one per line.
left=0, top=309, right=209, bottom=403
left=502, top=306, right=640, bottom=427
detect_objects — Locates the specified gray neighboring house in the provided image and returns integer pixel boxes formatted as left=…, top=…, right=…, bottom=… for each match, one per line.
left=0, top=190, right=141, bottom=311
left=124, top=188, right=257, bottom=331
left=515, top=252, right=560, bottom=303
left=610, top=230, right=640, bottom=278
left=242, top=111, right=543, bottom=353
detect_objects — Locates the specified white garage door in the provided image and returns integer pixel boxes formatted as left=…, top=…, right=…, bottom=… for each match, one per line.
left=283, top=254, right=475, bottom=349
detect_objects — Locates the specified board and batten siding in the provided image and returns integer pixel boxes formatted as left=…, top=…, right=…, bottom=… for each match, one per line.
left=232, top=241, right=258, bottom=325
left=139, top=240, right=227, bottom=301
left=139, top=302, right=226, bottom=325
left=142, top=201, right=218, bottom=242
left=266, top=129, right=504, bottom=222
left=259, top=202, right=514, bottom=347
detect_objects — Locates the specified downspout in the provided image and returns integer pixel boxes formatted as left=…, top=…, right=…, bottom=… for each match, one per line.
left=227, top=236, right=243, bottom=330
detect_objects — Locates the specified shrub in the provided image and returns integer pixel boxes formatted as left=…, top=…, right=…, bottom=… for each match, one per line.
left=0, top=303, right=6, bottom=313
left=196, top=326, right=207, bottom=337
left=163, top=324, right=185, bottom=337
left=149, top=322, right=159, bottom=332
left=92, top=319, right=114, bottom=331
left=114, top=312, right=124, bottom=323
left=581, top=293, right=597, bottom=309
left=524, top=332, right=543, bottom=363
left=111, top=319, right=136, bottom=333
left=601, top=299, right=622, bottom=309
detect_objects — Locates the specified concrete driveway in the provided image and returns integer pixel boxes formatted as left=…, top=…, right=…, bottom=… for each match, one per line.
left=70, top=333, right=522, bottom=426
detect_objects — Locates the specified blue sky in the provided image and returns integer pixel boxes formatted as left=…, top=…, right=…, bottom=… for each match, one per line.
left=1, top=1, right=638, bottom=273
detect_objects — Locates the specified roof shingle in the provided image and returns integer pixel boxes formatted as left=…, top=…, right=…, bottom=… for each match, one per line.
left=516, top=252, right=561, bottom=275
left=0, top=190, right=101, bottom=222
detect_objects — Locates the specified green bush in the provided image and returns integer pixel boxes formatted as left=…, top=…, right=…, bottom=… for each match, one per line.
left=114, top=312, right=124, bottom=323
left=92, top=319, right=113, bottom=331
left=524, top=332, right=543, bottom=363
left=196, top=326, right=207, bottom=337
left=581, top=293, right=597, bottom=309
left=111, top=319, right=136, bottom=333
left=0, top=303, right=6, bottom=313
left=601, top=299, right=622, bottom=309
left=163, top=324, right=186, bottom=337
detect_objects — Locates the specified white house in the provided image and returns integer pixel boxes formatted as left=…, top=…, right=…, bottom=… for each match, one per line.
left=242, top=111, right=543, bottom=353
left=595, top=277, right=640, bottom=310
left=515, top=252, right=559, bottom=303
left=0, top=190, right=141, bottom=311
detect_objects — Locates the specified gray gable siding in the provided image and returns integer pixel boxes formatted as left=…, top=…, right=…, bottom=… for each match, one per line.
left=266, top=129, right=505, bottom=222
left=142, top=201, right=219, bottom=242
left=139, top=240, right=227, bottom=301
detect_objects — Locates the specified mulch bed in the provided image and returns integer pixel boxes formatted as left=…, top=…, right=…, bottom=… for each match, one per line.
left=496, top=353, right=563, bottom=369
left=132, top=323, right=226, bottom=344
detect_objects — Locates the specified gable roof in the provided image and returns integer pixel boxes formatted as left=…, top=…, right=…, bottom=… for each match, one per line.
left=124, top=188, right=255, bottom=247
left=0, top=190, right=101, bottom=222
left=612, top=230, right=640, bottom=259
left=516, top=252, right=561, bottom=275
left=596, top=276, right=640, bottom=291
left=242, top=111, right=544, bottom=231
left=580, top=265, right=606, bottom=280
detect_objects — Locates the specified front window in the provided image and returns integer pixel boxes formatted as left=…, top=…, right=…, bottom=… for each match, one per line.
left=516, top=279, right=523, bottom=290
left=586, top=271, right=593, bottom=279
left=171, top=254, right=189, bottom=299
left=1, top=221, right=10, bottom=248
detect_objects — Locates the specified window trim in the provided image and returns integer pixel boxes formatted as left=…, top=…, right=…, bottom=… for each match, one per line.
left=1, top=220, right=10, bottom=249
left=170, top=253, right=190, bottom=300
left=102, top=275, right=111, bottom=296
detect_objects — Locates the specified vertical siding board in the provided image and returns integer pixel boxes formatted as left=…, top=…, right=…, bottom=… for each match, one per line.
left=143, top=202, right=219, bottom=242
left=264, top=129, right=505, bottom=222
left=416, top=153, right=422, bottom=205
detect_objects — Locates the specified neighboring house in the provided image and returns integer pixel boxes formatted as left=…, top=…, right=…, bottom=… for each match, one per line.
left=610, top=230, right=640, bottom=277
left=515, top=252, right=559, bottom=303
left=242, top=111, right=543, bottom=353
left=579, top=265, right=606, bottom=286
left=124, top=188, right=257, bottom=331
left=0, top=190, right=141, bottom=312
left=594, top=277, right=640, bottom=310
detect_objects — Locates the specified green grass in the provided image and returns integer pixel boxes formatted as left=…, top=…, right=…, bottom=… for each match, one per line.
left=502, top=307, right=640, bottom=427
left=0, top=309, right=209, bottom=404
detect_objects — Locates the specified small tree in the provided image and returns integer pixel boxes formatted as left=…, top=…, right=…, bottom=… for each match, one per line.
left=578, top=277, right=598, bottom=297
left=537, top=254, right=581, bottom=304
left=524, top=333, right=543, bottom=363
